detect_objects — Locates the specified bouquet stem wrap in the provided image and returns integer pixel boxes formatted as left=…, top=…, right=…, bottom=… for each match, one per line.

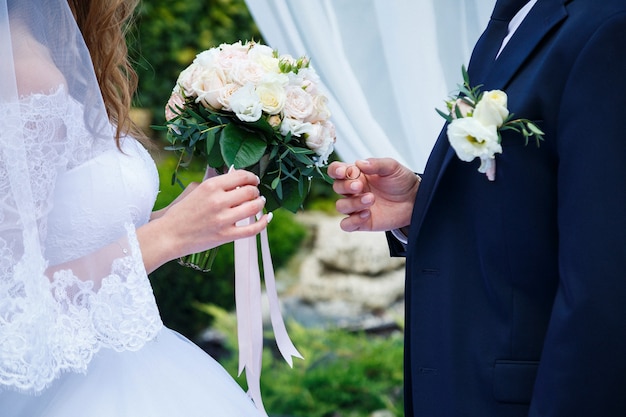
left=235, top=212, right=303, bottom=415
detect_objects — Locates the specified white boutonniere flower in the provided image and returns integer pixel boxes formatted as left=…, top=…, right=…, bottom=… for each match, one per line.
left=438, top=67, right=544, bottom=181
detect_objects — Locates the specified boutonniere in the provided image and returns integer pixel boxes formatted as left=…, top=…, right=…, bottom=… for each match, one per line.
left=437, top=67, right=544, bottom=181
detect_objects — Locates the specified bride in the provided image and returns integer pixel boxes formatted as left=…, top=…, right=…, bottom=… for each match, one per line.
left=0, top=0, right=271, bottom=415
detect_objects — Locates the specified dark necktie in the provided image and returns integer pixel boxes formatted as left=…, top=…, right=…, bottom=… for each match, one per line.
left=467, top=0, right=530, bottom=83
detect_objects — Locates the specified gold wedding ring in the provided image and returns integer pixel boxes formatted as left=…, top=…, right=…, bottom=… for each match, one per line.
left=345, top=165, right=361, bottom=180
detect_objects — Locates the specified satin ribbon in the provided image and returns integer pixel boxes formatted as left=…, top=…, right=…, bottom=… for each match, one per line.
left=234, top=212, right=303, bottom=415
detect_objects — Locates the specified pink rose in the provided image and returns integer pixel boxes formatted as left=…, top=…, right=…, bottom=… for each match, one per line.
left=165, top=90, right=185, bottom=121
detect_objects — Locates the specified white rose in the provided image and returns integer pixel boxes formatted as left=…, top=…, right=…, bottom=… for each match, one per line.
left=305, top=121, right=336, bottom=165
left=280, top=117, right=314, bottom=137
left=262, top=72, right=289, bottom=86
left=283, top=85, right=314, bottom=121
left=256, top=80, right=286, bottom=115
left=447, top=117, right=502, bottom=162
left=473, top=90, right=509, bottom=127
left=229, top=83, right=263, bottom=122
left=194, top=48, right=220, bottom=69
left=248, top=44, right=280, bottom=73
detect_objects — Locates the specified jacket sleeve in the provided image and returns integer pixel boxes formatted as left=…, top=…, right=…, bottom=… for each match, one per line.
left=529, top=12, right=626, bottom=417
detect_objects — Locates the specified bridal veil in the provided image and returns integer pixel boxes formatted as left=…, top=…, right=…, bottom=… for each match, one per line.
left=0, top=0, right=161, bottom=393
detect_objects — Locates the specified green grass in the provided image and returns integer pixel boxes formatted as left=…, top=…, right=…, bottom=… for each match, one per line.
left=201, top=305, right=404, bottom=417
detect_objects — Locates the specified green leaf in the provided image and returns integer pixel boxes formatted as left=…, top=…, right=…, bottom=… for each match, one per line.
left=527, top=122, right=545, bottom=137
left=270, top=176, right=280, bottom=190
left=204, top=127, right=219, bottom=156
left=220, top=123, right=268, bottom=168
left=247, top=116, right=276, bottom=136
left=206, top=129, right=226, bottom=168
left=436, top=108, right=453, bottom=123
left=275, top=179, right=283, bottom=200
left=274, top=178, right=306, bottom=213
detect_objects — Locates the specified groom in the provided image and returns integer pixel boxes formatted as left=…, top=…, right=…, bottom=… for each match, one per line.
left=330, top=0, right=626, bottom=416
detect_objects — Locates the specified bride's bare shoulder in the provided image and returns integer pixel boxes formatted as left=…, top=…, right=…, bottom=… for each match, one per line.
left=13, top=37, right=67, bottom=96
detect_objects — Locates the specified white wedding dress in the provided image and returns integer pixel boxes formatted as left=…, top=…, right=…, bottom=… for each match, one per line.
left=0, top=89, right=264, bottom=417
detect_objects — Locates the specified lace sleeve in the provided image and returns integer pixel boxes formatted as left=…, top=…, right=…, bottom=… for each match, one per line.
left=0, top=89, right=162, bottom=393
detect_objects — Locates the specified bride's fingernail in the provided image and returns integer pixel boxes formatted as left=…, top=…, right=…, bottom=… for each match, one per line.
left=359, top=210, right=370, bottom=219
left=267, top=212, right=274, bottom=224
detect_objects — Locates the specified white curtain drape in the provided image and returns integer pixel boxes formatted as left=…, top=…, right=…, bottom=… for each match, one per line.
left=244, top=0, right=495, bottom=172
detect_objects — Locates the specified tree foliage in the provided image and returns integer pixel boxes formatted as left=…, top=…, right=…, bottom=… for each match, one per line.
left=129, top=0, right=262, bottom=119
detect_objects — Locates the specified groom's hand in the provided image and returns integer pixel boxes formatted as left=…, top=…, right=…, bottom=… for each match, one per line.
left=329, top=158, right=420, bottom=232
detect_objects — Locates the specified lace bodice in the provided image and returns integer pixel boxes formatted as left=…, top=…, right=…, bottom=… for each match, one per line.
left=0, top=88, right=163, bottom=392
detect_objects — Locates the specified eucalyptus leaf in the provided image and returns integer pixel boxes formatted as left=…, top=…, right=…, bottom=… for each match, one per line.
left=271, top=176, right=280, bottom=190
left=204, top=127, right=218, bottom=156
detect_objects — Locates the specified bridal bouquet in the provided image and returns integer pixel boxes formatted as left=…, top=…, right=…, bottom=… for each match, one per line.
left=161, top=40, right=335, bottom=271
left=164, top=40, right=335, bottom=208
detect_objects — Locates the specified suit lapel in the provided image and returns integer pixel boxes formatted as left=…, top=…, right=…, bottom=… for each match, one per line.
left=484, top=0, right=568, bottom=90
left=410, top=0, right=569, bottom=242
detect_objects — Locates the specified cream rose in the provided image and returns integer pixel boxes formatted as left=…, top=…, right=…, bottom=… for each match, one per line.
left=192, top=67, right=228, bottom=110
left=283, top=85, right=314, bottom=121
left=306, top=94, right=331, bottom=124
left=305, top=121, right=336, bottom=165
left=473, top=90, right=509, bottom=127
left=216, top=42, right=249, bottom=74
left=231, top=59, right=266, bottom=86
left=258, top=87, right=285, bottom=115
left=256, top=80, right=286, bottom=115
left=176, top=62, right=203, bottom=97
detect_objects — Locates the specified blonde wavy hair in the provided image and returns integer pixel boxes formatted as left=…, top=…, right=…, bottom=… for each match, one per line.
left=67, top=0, right=147, bottom=146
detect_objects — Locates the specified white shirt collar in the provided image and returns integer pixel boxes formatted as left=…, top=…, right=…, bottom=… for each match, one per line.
left=496, top=0, right=539, bottom=59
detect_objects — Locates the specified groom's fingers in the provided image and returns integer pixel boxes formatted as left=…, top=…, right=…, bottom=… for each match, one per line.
left=339, top=210, right=372, bottom=232
left=335, top=192, right=374, bottom=215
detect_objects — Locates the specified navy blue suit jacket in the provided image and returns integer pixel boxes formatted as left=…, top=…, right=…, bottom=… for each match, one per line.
left=396, top=1, right=626, bottom=416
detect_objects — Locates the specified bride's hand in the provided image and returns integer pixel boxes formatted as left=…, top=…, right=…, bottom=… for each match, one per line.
left=329, top=158, right=420, bottom=232
left=138, top=168, right=270, bottom=273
